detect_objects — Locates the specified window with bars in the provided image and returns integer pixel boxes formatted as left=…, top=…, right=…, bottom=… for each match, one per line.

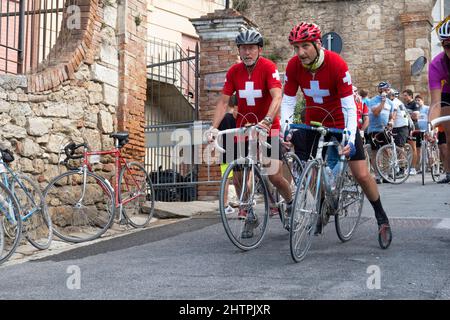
left=0, top=0, right=71, bottom=75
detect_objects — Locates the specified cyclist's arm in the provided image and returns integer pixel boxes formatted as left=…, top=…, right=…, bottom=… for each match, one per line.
left=265, top=87, right=282, bottom=121
left=341, top=95, right=357, bottom=145
left=211, top=94, right=231, bottom=129
left=428, top=88, right=442, bottom=123
left=361, top=115, right=369, bottom=131
left=372, top=99, right=385, bottom=116
left=280, top=94, right=297, bottom=125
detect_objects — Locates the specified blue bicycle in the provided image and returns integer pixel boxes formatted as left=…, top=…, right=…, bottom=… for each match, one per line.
left=0, top=148, right=52, bottom=254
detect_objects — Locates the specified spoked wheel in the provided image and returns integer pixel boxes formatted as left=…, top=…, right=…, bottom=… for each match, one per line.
left=219, top=161, right=270, bottom=251
left=376, top=144, right=411, bottom=184
left=11, top=174, right=53, bottom=250
left=119, top=162, right=155, bottom=228
left=0, top=181, right=22, bottom=265
left=335, top=167, right=364, bottom=242
left=277, top=152, right=304, bottom=226
left=289, top=160, right=321, bottom=263
left=43, top=170, right=115, bottom=243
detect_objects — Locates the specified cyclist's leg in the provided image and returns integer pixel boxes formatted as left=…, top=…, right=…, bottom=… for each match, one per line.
left=438, top=97, right=450, bottom=183
left=348, top=135, right=392, bottom=249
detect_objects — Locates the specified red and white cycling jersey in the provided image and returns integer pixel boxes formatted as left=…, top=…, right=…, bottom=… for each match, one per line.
left=355, top=98, right=368, bottom=130
left=283, top=50, right=357, bottom=141
left=223, top=57, right=282, bottom=133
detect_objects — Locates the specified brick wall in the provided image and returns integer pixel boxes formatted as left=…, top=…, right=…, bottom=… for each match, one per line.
left=117, top=0, right=148, bottom=162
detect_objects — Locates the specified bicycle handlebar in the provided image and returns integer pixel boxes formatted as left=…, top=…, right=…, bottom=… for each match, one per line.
left=64, top=142, right=88, bottom=160
left=213, top=126, right=271, bottom=154
left=288, top=123, right=346, bottom=136
left=431, top=115, right=450, bottom=128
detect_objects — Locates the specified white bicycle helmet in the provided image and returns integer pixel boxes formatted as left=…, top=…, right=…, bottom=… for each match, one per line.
left=437, top=18, right=450, bottom=41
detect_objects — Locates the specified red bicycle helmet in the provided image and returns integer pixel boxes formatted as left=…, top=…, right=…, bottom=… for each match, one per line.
left=288, top=22, right=322, bottom=44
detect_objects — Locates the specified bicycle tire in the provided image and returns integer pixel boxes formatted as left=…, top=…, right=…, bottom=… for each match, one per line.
left=289, top=160, right=321, bottom=263
left=0, top=217, right=4, bottom=258
left=375, top=144, right=411, bottom=184
left=431, top=144, right=443, bottom=182
left=43, top=170, right=115, bottom=243
left=119, top=162, right=155, bottom=228
left=335, top=166, right=364, bottom=242
left=12, top=174, right=53, bottom=250
left=0, top=180, right=22, bottom=265
left=421, top=141, right=426, bottom=185
left=219, top=160, right=270, bottom=251
left=277, top=151, right=304, bottom=225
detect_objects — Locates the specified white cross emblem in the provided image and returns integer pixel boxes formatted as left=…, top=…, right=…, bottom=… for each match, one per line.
left=343, top=71, right=352, bottom=85
left=239, top=81, right=262, bottom=106
left=303, top=81, right=330, bottom=104
left=272, top=69, right=280, bottom=81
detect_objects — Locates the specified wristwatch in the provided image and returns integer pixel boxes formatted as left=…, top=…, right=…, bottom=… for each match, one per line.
left=263, top=116, right=273, bottom=125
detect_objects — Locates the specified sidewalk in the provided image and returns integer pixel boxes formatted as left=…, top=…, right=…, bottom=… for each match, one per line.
left=2, top=200, right=219, bottom=267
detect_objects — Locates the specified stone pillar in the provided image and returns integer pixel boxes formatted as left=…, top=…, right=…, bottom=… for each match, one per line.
left=400, top=11, right=434, bottom=101
left=191, top=9, right=257, bottom=201
left=117, top=0, right=148, bottom=162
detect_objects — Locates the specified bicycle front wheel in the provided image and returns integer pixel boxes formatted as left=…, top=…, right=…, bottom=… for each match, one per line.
left=0, top=181, right=22, bottom=264
left=11, top=174, right=52, bottom=250
left=335, top=167, right=364, bottom=242
left=119, top=162, right=155, bottom=228
left=219, top=161, right=270, bottom=251
left=44, top=170, right=115, bottom=243
left=290, top=160, right=321, bottom=263
left=376, top=144, right=410, bottom=184
left=421, top=141, right=427, bottom=185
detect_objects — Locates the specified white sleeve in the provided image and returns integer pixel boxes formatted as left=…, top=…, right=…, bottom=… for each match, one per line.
left=341, top=95, right=357, bottom=145
left=281, top=94, right=297, bottom=126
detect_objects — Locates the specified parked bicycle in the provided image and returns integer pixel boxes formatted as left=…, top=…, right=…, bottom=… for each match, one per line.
left=418, top=129, right=444, bottom=185
left=0, top=148, right=52, bottom=253
left=374, top=126, right=412, bottom=184
left=214, top=125, right=303, bottom=251
left=0, top=179, right=21, bottom=265
left=43, top=132, right=155, bottom=243
left=288, top=122, right=364, bottom=263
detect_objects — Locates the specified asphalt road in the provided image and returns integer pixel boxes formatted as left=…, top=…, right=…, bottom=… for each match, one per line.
left=0, top=174, right=449, bottom=300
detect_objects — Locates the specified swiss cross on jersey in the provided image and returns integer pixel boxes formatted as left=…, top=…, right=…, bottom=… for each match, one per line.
left=283, top=50, right=354, bottom=128
left=222, top=57, right=282, bottom=130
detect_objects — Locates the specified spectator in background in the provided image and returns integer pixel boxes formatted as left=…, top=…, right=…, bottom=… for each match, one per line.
left=402, top=89, right=420, bottom=175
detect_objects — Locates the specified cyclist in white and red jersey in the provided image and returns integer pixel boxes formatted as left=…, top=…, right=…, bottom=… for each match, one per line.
left=207, top=28, right=294, bottom=237
left=280, top=22, right=392, bottom=249
left=428, top=16, right=450, bottom=183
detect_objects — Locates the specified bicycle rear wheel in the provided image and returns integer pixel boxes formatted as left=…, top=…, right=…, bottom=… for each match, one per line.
left=0, top=181, right=22, bottom=265
left=335, top=166, right=364, bottom=242
left=430, top=144, right=444, bottom=182
left=11, top=174, right=52, bottom=250
left=289, top=160, right=321, bottom=263
left=43, top=170, right=115, bottom=243
left=119, top=162, right=154, bottom=228
left=375, top=144, right=410, bottom=184
left=219, top=161, right=270, bottom=251
left=277, top=151, right=304, bottom=225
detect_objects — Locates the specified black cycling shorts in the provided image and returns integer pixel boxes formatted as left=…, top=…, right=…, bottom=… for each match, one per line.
left=438, top=131, right=447, bottom=145
left=219, top=136, right=283, bottom=164
left=290, top=128, right=365, bottom=162
left=392, top=126, right=409, bottom=147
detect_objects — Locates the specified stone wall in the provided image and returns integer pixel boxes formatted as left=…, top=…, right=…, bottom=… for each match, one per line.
left=238, top=0, right=436, bottom=100
left=0, top=0, right=147, bottom=184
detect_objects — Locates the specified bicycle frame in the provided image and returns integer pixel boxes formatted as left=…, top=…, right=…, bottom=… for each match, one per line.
left=0, top=160, right=39, bottom=223
left=73, top=141, right=144, bottom=213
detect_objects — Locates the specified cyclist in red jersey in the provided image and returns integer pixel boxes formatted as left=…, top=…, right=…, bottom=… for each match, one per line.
left=354, top=86, right=369, bottom=132
left=207, top=29, right=294, bottom=236
left=280, top=22, right=391, bottom=249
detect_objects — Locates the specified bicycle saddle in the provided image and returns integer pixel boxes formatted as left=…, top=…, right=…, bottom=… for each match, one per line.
left=110, top=132, right=129, bottom=147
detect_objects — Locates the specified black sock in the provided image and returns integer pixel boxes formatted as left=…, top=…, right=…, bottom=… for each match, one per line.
left=369, top=197, right=389, bottom=226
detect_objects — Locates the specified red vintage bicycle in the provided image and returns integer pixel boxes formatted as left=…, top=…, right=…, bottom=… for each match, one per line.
left=43, top=132, right=155, bottom=243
